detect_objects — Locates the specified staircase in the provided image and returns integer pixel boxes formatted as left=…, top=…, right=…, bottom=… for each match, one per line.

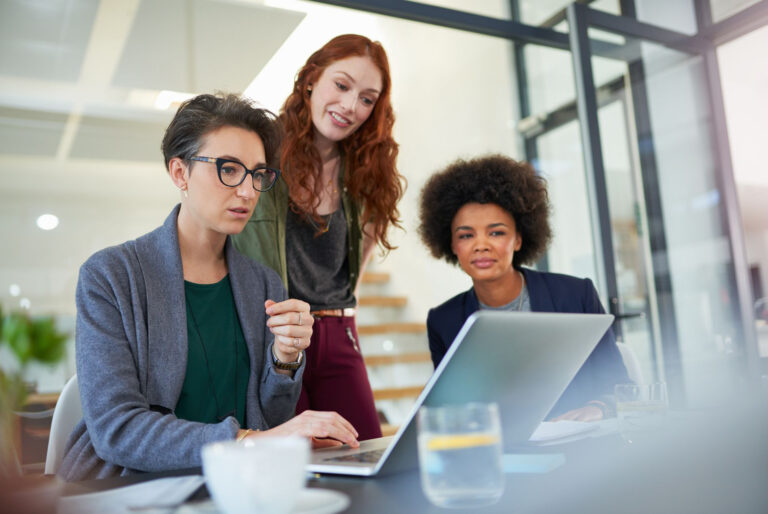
left=356, top=271, right=432, bottom=436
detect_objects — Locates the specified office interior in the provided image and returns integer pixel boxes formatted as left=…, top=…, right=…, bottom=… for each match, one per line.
left=1, top=0, right=767, bottom=468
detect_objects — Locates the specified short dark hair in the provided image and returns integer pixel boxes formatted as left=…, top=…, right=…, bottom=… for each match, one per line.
left=418, top=154, right=552, bottom=268
left=161, top=93, right=279, bottom=171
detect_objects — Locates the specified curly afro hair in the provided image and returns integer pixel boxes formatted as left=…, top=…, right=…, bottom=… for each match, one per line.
left=418, top=154, right=552, bottom=268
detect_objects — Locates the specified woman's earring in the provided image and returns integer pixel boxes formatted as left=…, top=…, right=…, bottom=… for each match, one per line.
left=307, top=85, right=312, bottom=94
left=182, top=187, right=188, bottom=199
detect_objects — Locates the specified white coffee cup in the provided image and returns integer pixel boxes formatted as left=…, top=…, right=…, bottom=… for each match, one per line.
left=202, top=436, right=310, bottom=514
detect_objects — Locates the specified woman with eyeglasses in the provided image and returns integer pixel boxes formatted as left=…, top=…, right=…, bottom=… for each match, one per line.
left=418, top=154, right=630, bottom=422
left=233, top=35, right=404, bottom=440
left=60, top=94, right=359, bottom=482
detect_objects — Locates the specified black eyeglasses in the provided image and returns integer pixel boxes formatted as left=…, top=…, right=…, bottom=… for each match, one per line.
left=189, top=156, right=280, bottom=192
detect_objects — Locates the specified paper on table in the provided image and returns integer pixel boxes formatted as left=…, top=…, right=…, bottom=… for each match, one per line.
left=529, top=420, right=599, bottom=443
left=57, top=475, right=205, bottom=514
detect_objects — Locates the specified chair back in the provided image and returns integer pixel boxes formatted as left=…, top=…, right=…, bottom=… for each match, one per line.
left=45, top=374, right=81, bottom=475
left=616, top=342, right=645, bottom=385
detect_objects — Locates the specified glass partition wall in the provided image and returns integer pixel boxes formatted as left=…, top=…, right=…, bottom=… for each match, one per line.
left=508, top=0, right=762, bottom=406
left=561, top=2, right=759, bottom=406
left=334, top=0, right=765, bottom=406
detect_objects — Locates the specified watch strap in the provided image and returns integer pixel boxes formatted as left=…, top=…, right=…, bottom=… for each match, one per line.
left=271, top=345, right=303, bottom=370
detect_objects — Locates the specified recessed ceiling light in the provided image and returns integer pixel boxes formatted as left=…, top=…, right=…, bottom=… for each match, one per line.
left=36, top=214, right=59, bottom=231
left=9, top=284, right=20, bottom=297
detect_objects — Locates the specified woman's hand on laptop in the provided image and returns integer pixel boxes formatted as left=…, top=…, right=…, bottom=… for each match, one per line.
left=265, top=410, right=360, bottom=448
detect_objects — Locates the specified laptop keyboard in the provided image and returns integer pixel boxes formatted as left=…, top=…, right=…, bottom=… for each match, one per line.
left=323, top=448, right=385, bottom=463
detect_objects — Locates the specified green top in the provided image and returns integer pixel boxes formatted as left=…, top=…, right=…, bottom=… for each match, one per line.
left=175, top=275, right=250, bottom=427
left=232, top=158, right=364, bottom=296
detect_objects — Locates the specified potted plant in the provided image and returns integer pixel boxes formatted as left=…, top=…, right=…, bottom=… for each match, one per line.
left=0, top=304, right=69, bottom=477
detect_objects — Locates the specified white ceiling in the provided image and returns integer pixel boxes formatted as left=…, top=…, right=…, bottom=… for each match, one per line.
left=0, top=0, right=306, bottom=313
left=0, top=0, right=304, bottom=161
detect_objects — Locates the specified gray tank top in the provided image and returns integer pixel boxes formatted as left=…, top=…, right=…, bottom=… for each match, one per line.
left=479, top=284, right=531, bottom=312
left=285, top=205, right=356, bottom=311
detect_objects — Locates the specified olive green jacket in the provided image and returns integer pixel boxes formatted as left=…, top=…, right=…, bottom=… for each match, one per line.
left=232, top=164, right=364, bottom=297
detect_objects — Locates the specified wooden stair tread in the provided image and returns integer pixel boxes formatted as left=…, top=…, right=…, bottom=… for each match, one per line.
left=364, top=352, right=431, bottom=366
left=380, top=423, right=399, bottom=437
left=361, top=272, right=390, bottom=284
left=358, top=296, right=407, bottom=307
left=372, top=385, right=424, bottom=400
left=358, top=322, right=426, bottom=335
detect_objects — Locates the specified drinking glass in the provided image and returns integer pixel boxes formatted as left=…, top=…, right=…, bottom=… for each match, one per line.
left=615, top=382, right=669, bottom=444
left=417, top=402, right=504, bottom=508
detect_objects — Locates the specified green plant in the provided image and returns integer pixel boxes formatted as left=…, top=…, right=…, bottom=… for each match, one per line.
left=1, top=310, right=68, bottom=367
left=0, top=304, right=70, bottom=476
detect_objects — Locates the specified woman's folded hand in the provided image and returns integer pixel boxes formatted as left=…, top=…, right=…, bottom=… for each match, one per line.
left=265, top=298, right=313, bottom=362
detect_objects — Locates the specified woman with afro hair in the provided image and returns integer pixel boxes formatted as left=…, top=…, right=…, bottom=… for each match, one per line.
left=418, top=154, right=629, bottom=421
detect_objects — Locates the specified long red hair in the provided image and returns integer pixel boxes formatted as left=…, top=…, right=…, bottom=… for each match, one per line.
left=280, top=34, right=403, bottom=250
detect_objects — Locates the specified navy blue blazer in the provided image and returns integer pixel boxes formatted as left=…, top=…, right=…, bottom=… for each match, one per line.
left=426, top=268, right=630, bottom=418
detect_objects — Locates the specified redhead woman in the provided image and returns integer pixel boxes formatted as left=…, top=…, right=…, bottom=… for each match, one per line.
left=233, top=35, right=404, bottom=440
left=60, top=94, right=358, bottom=482
left=419, top=154, right=630, bottom=421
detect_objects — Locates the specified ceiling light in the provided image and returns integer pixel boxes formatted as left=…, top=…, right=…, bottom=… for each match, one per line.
left=9, top=284, right=21, bottom=297
left=36, top=214, right=59, bottom=231
left=20, top=298, right=31, bottom=310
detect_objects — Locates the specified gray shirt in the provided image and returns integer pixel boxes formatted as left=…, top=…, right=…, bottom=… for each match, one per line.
left=479, top=284, right=531, bottom=312
left=285, top=205, right=356, bottom=311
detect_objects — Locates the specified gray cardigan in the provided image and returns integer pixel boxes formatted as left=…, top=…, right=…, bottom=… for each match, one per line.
left=59, top=205, right=303, bottom=481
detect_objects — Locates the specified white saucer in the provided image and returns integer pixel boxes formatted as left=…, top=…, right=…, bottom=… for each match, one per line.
left=293, top=488, right=350, bottom=514
left=177, top=488, right=349, bottom=514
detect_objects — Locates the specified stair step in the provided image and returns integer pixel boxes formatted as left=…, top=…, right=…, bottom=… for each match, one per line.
left=357, top=322, right=426, bottom=335
left=361, top=272, right=390, bottom=284
left=364, top=352, right=431, bottom=366
left=358, top=296, right=407, bottom=307
left=380, top=423, right=399, bottom=437
left=372, top=385, right=424, bottom=400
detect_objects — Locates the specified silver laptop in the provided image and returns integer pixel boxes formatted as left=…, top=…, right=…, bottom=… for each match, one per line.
left=307, top=310, right=614, bottom=476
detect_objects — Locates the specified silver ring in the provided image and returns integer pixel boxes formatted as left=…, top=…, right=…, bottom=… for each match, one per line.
left=298, top=311, right=302, bottom=326
left=293, top=338, right=300, bottom=348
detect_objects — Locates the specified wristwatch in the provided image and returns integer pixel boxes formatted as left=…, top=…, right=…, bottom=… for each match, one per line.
left=271, top=345, right=303, bottom=371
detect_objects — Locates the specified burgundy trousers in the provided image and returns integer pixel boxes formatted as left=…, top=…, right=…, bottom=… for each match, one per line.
left=296, top=315, right=383, bottom=441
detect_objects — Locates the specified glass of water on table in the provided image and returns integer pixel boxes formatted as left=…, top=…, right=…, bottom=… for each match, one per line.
left=417, top=402, right=504, bottom=508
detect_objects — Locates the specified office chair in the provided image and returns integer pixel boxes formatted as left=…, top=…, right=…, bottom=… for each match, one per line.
left=44, top=374, right=81, bottom=475
left=616, top=342, right=644, bottom=385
